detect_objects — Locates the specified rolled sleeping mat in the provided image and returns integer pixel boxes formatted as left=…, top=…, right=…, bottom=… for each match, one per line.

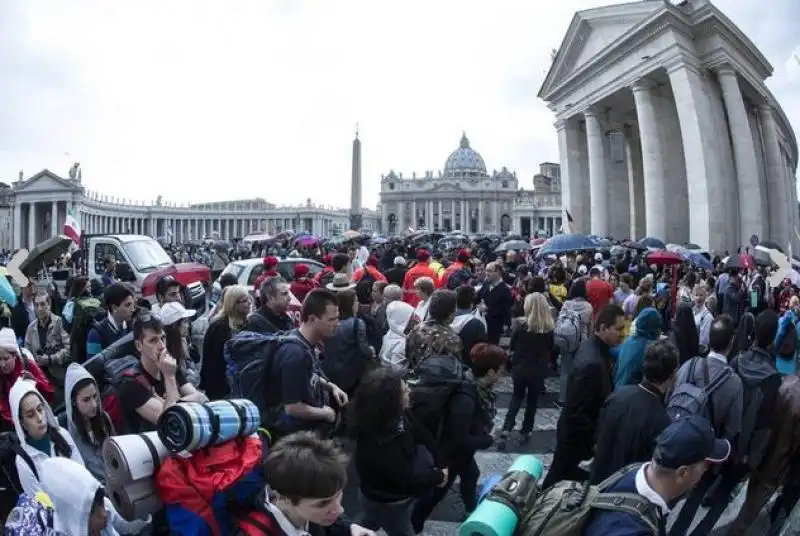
left=102, top=431, right=169, bottom=488
left=477, top=473, right=504, bottom=504
left=108, top=478, right=162, bottom=521
left=459, top=455, right=544, bottom=536
left=157, top=398, right=260, bottom=453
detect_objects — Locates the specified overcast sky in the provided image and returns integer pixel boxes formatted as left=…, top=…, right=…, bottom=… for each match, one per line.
left=0, top=0, right=797, bottom=209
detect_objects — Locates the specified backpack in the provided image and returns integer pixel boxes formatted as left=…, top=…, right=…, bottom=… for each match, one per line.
left=224, top=331, right=306, bottom=429
left=99, top=344, right=152, bottom=433
left=731, top=353, right=782, bottom=470
left=554, top=308, right=583, bottom=353
left=70, top=297, right=105, bottom=364
left=3, top=492, right=54, bottom=536
left=666, top=357, right=732, bottom=424
left=518, top=464, right=663, bottom=536
left=778, top=321, right=797, bottom=358
left=0, top=431, right=38, bottom=521
left=445, top=268, right=471, bottom=290
left=406, top=354, right=472, bottom=439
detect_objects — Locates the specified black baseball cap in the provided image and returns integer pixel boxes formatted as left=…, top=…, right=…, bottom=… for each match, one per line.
left=653, top=416, right=730, bottom=469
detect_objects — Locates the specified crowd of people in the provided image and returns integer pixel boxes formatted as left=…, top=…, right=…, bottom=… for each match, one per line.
left=1, top=231, right=800, bottom=535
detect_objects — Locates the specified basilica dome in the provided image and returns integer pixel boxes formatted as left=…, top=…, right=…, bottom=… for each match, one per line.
left=443, top=132, right=487, bottom=178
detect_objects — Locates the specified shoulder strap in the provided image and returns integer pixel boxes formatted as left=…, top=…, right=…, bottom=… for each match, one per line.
left=16, top=445, right=38, bottom=481
left=591, top=492, right=662, bottom=534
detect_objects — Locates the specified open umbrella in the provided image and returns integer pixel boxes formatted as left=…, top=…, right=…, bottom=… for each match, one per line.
left=369, top=236, right=389, bottom=245
left=645, top=250, right=683, bottom=266
left=637, top=237, right=666, bottom=250
left=753, top=248, right=775, bottom=268
left=19, top=235, right=73, bottom=277
left=295, top=235, right=320, bottom=247
left=758, top=240, right=783, bottom=253
left=342, top=230, right=361, bottom=239
left=495, top=240, right=530, bottom=253
left=536, top=234, right=596, bottom=258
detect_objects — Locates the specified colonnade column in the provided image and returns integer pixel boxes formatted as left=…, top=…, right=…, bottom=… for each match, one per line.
left=718, top=66, right=766, bottom=242
left=12, top=205, right=20, bottom=250
left=757, top=104, right=790, bottom=249
left=50, top=201, right=58, bottom=238
left=438, top=201, right=443, bottom=231
left=584, top=109, right=608, bottom=237
left=624, top=132, right=646, bottom=240
left=28, top=202, right=37, bottom=248
left=492, top=201, right=498, bottom=233
left=631, top=79, right=667, bottom=240
left=477, top=201, right=484, bottom=233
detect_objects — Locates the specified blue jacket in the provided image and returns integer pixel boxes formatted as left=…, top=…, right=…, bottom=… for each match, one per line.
left=613, top=308, right=662, bottom=388
left=775, top=310, right=799, bottom=375
left=583, top=467, right=662, bottom=536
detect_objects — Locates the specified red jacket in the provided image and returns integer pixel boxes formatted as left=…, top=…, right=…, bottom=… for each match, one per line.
left=290, top=279, right=317, bottom=303
left=352, top=266, right=387, bottom=284
left=253, top=269, right=279, bottom=293
left=0, top=350, right=53, bottom=425
left=403, top=262, right=439, bottom=307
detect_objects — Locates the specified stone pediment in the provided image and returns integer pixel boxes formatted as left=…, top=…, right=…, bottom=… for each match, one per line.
left=14, top=169, right=78, bottom=194
left=539, top=2, right=664, bottom=98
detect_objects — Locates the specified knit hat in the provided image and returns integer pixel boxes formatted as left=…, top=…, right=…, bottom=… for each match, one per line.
left=294, top=264, right=310, bottom=278
left=263, top=256, right=279, bottom=269
left=0, top=328, right=18, bottom=354
left=394, top=256, right=406, bottom=266
left=456, top=249, right=470, bottom=262
left=416, top=249, right=430, bottom=262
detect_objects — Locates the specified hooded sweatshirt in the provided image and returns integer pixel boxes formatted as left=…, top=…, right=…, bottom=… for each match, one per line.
left=40, top=457, right=148, bottom=536
left=0, top=327, right=53, bottom=427
left=10, top=378, right=83, bottom=495
left=613, top=307, right=662, bottom=388
left=65, top=363, right=113, bottom=483
left=379, top=301, right=415, bottom=369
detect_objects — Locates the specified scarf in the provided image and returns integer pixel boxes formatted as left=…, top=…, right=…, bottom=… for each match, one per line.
left=475, top=381, right=496, bottom=435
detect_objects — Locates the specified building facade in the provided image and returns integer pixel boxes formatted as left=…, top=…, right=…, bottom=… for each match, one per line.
left=8, top=168, right=379, bottom=250
left=379, top=133, right=562, bottom=236
left=539, top=0, right=798, bottom=252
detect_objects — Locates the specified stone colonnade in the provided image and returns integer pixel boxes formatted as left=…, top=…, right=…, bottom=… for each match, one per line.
left=557, top=61, right=797, bottom=252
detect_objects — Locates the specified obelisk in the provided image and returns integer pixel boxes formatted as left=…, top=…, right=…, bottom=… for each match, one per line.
left=349, top=126, right=363, bottom=230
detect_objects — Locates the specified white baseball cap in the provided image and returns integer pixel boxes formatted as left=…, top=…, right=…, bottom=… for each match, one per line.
left=158, top=302, right=196, bottom=326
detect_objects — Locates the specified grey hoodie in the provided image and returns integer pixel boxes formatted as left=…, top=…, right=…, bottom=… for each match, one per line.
left=65, top=363, right=111, bottom=484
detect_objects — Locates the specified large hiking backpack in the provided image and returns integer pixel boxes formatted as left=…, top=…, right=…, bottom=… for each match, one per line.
left=406, top=354, right=472, bottom=438
left=732, top=354, right=782, bottom=470
left=224, top=331, right=305, bottom=429
left=0, top=431, right=38, bottom=520
left=554, top=308, right=582, bottom=353
left=518, top=463, right=664, bottom=536
left=70, top=297, right=105, bottom=364
left=666, top=357, right=732, bottom=423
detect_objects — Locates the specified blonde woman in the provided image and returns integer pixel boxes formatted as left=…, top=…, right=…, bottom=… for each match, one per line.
left=499, top=292, right=555, bottom=448
left=200, top=285, right=251, bottom=399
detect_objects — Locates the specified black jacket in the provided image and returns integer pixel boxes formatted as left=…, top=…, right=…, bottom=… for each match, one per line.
left=451, top=313, right=487, bottom=368
left=246, top=307, right=293, bottom=334
left=200, top=316, right=234, bottom=399
left=356, top=411, right=444, bottom=502
left=590, top=382, right=670, bottom=484
left=558, top=335, right=614, bottom=458
left=383, top=267, right=407, bottom=287
left=441, top=382, right=493, bottom=466
left=476, top=282, right=513, bottom=342
left=509, top=325, right=555, bottom=379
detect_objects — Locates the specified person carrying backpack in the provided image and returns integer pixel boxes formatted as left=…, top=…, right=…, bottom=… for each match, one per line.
left=578, top=416, right=730, bottom=536
left=666, top=314, right=744, bottom=536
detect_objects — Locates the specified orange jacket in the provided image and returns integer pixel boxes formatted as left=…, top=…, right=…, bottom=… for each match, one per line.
left=353, top=265, right=387, bottom=284
left=440, top=261, right=467, bottom=288
left=403, top=262, right=439, bottom=307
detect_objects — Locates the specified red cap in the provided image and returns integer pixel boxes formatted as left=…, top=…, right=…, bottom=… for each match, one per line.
left=457, top=249, right=470, bottom=262
left=263, top=256, right=279, bottom=269
left=294, top=264, right=310, bottom=278
left=323, top=253, right=333, bottom=265
left=366, top=255, right=379, bottom=267
left=416, top=249, right=430, bottom=261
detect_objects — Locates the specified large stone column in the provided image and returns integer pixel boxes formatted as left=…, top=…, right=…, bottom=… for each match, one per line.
left=555, top=118, right=587, bottom=234
left=50, top=201, right=58, bottom=238
left=758, top=104, right=790, bottom=249
left=584, top=110, right=608, bottom=236
left=28, top=202, right=37, bottom=248
left=667, top=62, right=725, bottom=251
left=631, top=79, right=667, bottom=240
left=478, top=200, right=484, bottom=233
left=718, top=67, right=766, bottom=242
left=12, top=204, right=21, bottom=250
left=624, top=131, right=646, bottom=239
left=492, top=201, right=499, bottom=233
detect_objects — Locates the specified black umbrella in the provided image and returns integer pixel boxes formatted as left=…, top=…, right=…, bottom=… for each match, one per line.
left=495, top=240, right=530, bottom=253
left=19, top=235, right=73, bottom=277
left=758, top=240, right=783, bottom=253
left=753, top=249, right=775, bottom=268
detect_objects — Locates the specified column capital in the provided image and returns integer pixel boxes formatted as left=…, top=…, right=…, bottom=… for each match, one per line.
left=583, top=108, right=599, bottom=119
left=554, top=119, right=566, bottom=131
left=715, top=63, right=737, bottom=78
left=664, top=57, right=700, bottom=76
left=630, top=78, right=655, bottom=93
left=756, top=103, right=774, bottom=117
